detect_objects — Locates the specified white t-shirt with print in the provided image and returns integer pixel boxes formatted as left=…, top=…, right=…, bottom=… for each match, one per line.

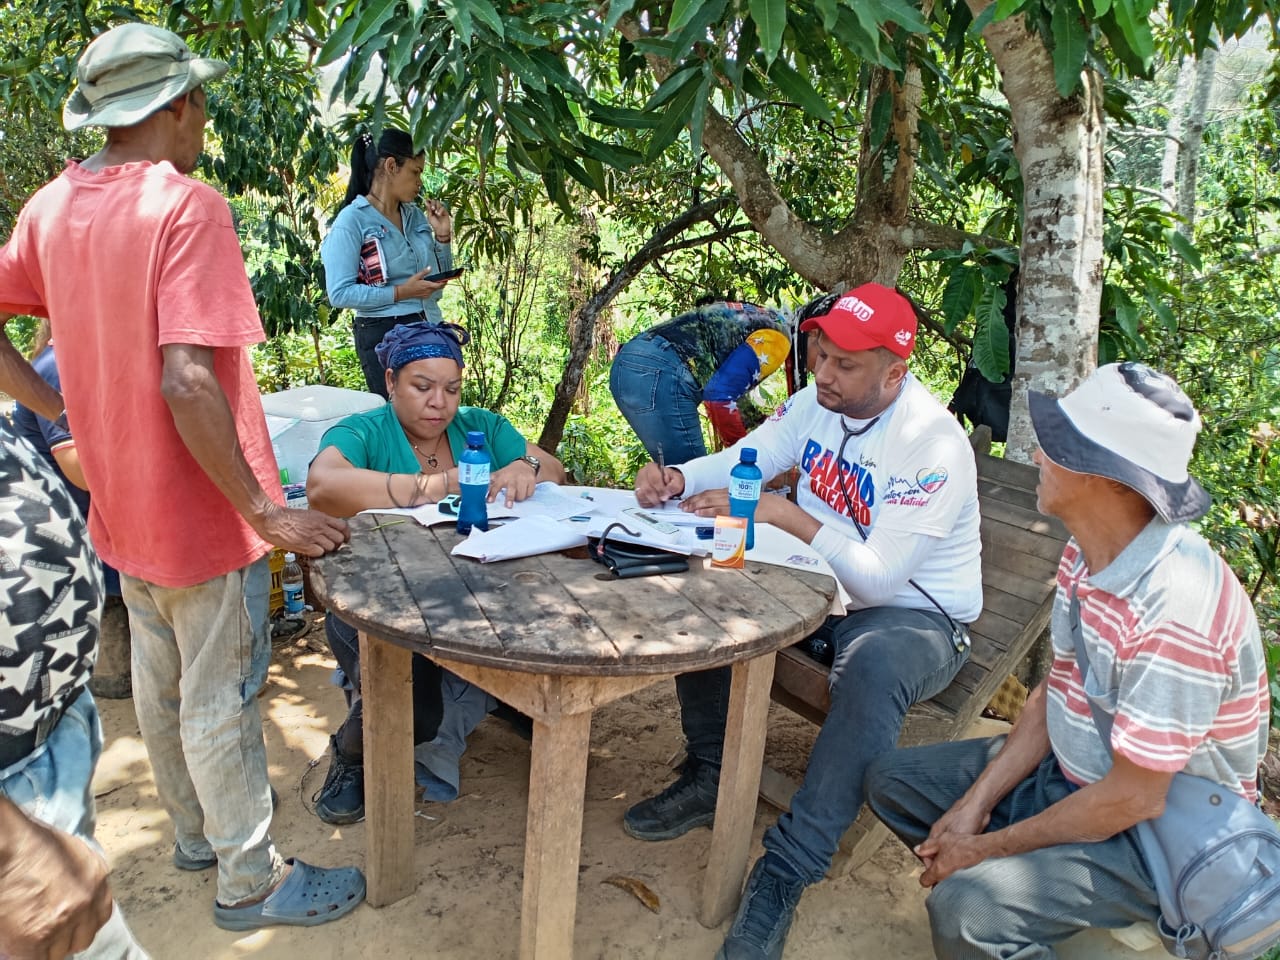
left=679, top=377, right=983, bottom=622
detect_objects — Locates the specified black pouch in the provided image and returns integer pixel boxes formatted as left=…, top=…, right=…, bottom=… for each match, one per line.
left=589, top=523, right=689, bottom=579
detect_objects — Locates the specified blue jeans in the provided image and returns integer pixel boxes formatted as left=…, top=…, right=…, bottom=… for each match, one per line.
left=865, top=738, right=1159, bottom=958
left=0, top=690, right=148, bottom=958
left=676, top=607, right=967, bottom=884
left=609, top=333, right=707, bottom=465
left=122, top=555, right=285, bottom=907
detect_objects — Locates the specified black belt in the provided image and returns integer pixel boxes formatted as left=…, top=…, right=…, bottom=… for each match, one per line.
left=355, top=312, right=428, bottom=324
left=0, top=686, right=83, bottom=770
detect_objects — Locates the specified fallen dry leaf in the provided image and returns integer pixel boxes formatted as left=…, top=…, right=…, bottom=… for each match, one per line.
left=602, top=875, right=660, bottom=913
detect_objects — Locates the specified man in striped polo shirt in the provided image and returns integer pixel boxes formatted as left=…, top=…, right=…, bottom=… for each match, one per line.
left=864, top=362, right=1267, bottom=958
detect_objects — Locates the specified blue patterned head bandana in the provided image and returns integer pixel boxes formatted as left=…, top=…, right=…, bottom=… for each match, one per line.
left=375, top=321, right=470, bottom=372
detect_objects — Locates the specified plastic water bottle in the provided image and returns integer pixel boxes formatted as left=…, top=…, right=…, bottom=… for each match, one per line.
left=273, top=443, right=289, bottom=485
left=281, top=552, right=305, bottom=615
left=729, top=447, right=763, bottom=550
left=457, top=430, right=490, bottom=535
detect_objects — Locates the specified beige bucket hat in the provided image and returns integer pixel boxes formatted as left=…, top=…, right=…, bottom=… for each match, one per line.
left=63, top=22, right=227, bottom=131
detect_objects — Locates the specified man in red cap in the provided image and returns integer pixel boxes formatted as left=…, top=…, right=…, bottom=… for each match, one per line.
left=628, top=282, right=984, bottom=960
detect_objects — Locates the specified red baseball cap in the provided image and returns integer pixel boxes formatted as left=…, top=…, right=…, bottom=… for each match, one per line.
left=798, top=283, right=917, bottom=358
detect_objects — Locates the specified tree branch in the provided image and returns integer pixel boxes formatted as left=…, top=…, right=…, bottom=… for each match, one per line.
left=899, top=219, right=1013, bottom=254
left=616, top=15, right=839, bottom=285
left=537, top=195, right=738, bottom=453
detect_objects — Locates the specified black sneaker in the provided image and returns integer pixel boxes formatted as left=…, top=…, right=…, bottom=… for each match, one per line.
left=622, top=758, right=719, bottom=841
left=313, top=736, right=365, bottom=824
left=716, top=854, right=806, bottom=960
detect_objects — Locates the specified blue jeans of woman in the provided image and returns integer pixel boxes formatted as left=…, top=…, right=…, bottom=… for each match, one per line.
left=675, top=606, right=967, bottom=884
left=865, top=738, right=1159, bottom=958
left=609, top=333, right=707, bottom=465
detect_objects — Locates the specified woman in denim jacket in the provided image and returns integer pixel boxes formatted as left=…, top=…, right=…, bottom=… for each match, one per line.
left=321, top=129, right=456, bottom=396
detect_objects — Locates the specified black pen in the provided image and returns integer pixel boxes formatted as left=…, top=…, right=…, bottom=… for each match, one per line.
left=658, top=443, right=669, bottom=488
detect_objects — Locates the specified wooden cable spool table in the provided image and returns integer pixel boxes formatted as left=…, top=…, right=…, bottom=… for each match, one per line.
left=310, top=513, right=836, bottom=959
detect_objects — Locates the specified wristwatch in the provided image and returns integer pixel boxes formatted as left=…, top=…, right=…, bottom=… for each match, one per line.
left=518, top=454, right=541, bottom=477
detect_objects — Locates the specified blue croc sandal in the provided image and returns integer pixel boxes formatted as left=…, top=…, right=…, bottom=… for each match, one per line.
left=212, top=858, right=366, bottom=931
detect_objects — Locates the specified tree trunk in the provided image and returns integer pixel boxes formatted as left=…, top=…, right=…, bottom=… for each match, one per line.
left=1161, top=61, right=1194, bottom=212
left=975, top=6, right=1106, bottom=462
left=616, top=16, right=929, bottom=291
left=1178, top=50, right=1216, bottom=233
left=1161, top=50, right=1216, bottom=234
left=537, top=197, right=737, bottom=454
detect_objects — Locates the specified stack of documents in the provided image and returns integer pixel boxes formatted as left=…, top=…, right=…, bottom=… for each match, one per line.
left=363, top=482, right=849, bottom=607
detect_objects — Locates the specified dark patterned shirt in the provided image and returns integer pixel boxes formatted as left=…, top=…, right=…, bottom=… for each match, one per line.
left=648, top=302, right=788, bottom=388
left=0, top=426, right=100, bottom=733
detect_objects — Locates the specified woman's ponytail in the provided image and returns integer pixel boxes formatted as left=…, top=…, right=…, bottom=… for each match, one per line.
left=338, top=132, right=377, bottom=211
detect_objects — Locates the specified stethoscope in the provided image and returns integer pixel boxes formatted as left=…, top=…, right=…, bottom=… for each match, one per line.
left=831, top=414, right=883, bottom=539
left=826, top=397, right=967, bottom=647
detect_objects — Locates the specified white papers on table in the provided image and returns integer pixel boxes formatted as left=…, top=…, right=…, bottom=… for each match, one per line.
left=504, top=483, right=594, bottom=521
left=359, top=482, right=587, bottom=527
left=630, top=504, right=706, bottom=527
left=557, top=485, right=633, bottom=518
left=449, top=515, right=588, bottom=562
left=358, top=506, right=423, bottom=519
left=558, top=486, right=704, bottom=526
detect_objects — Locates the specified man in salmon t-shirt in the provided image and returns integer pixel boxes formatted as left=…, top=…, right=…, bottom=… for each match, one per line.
left=0, top=23, right=366, bottom=931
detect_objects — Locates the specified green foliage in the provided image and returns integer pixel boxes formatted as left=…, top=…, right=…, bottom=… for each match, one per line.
left=1265, top=639, right=1280, bottom=732
left=196, top=34, right=344, bottom=342
left=1, top=0, right=1278, bottom=651
left=309, top=0, right=940, bottom=205
left=0, top=4, right=101, bottom=237
left=972, top=283, right=1011, bottom=379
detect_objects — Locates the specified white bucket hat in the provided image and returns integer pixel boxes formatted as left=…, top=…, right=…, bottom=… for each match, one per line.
left=1029, top=362, right=1210, bottom=522
left=63, top=23, right=227, bottom=131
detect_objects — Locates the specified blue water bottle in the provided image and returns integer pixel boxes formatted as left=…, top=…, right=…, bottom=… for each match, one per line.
left=729, top=447, right=763, bottom=550
left=457, top=430, right=490, bottom=535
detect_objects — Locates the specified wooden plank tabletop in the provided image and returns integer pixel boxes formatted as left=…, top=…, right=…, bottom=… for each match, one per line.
left=311, top=514, right=837, bottom=677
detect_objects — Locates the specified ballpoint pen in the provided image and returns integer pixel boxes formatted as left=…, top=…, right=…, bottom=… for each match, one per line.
left=658, top=442, right=669, bottom=487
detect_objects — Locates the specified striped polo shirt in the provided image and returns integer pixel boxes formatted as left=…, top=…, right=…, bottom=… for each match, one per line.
left=1045, top=518, right=1267, bottom=802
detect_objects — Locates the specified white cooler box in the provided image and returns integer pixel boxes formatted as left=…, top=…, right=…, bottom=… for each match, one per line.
left=262, top=384, right=383, bottom=484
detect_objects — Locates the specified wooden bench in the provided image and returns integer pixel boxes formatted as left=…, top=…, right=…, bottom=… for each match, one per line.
left=760, top=452, right=1070, bottom=873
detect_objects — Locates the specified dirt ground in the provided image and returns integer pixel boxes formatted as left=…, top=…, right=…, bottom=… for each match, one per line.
left=92, top=622, right=1159, bottom=959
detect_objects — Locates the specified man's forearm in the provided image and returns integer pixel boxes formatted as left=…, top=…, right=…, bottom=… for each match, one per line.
left=955, top=681, right=1054, bottom=817
left=0, top=321, right=62, bottom=420
left=161, top=348, right=275, bottom=528
left=977, top=752, right=1172, bottom=861
left=759, top=494, right=822, bottom=542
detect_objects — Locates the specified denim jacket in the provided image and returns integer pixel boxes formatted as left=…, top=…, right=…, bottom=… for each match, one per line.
left=321, top=196, right=453, bottom=320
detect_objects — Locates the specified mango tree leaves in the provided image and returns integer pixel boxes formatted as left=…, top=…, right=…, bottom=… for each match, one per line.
left=748, top=0, right=787, bottom=65
left=941, top=264, right=982, bottom=335
left=1050, top=0, right=1087, bottom=95
left=972, top=282, right=1012, bottom=382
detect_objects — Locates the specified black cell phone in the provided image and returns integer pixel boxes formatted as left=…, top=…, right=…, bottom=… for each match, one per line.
left=423, top=267, right=464, bottom=283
